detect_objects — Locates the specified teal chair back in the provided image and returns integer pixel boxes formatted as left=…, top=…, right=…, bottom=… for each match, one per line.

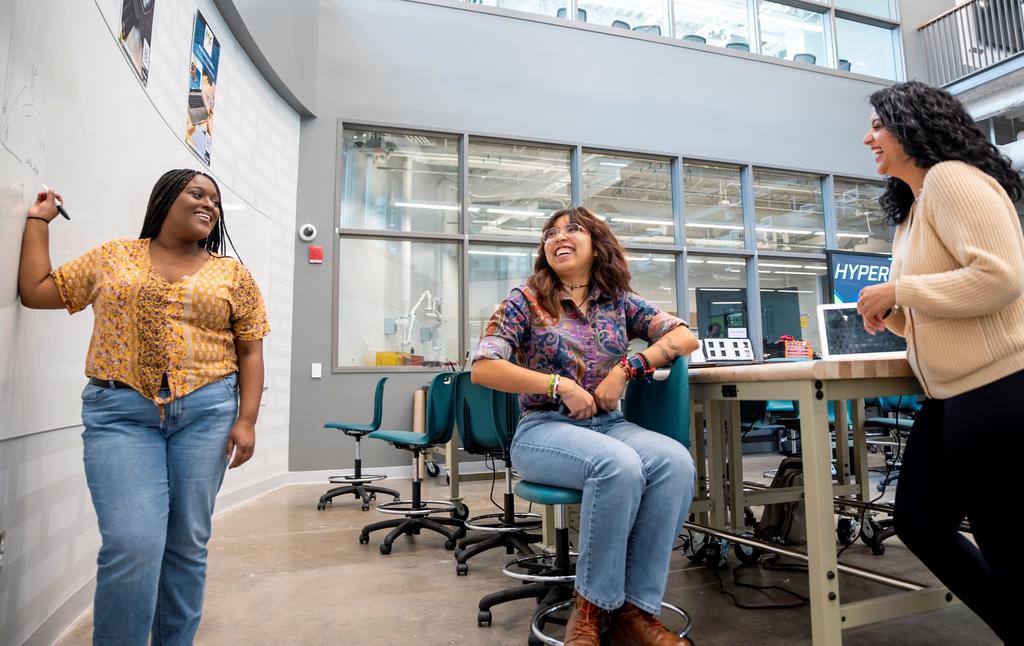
left=453, top=372, right=520, bottom=456
left=424, top=372, right=459, bottom=445
left=621, top=357, right=690, bottom=449
left=369, top=377, right=388, bottom=430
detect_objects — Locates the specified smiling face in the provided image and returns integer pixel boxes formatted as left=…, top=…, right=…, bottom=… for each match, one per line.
left=863, top=111, right=913, bottom=179
left=161, top=175, right=221, bottom=242
left=542, top=214, right=594, bottom=281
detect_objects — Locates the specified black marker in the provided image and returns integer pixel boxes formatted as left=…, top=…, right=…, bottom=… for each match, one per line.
left=41, top=184, right=71, bottom=220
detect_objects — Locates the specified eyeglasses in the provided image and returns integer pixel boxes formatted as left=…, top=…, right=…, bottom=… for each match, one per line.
left=541, top=222, right=587, bottom=243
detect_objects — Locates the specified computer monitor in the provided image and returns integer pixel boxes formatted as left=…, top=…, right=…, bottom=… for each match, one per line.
left=816, top=304, right=906, bottom=360
left=826, top=250, right=892, bottom=304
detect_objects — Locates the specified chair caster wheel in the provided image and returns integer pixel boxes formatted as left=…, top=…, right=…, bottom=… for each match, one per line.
left=477, top=610, right=492, bottom=627
left=369, top=493, right=377, bottom=500
left=317, top=502, right=326, bottom=511
left=379, top=543, right=392, bottom=555
left=445, top=538, right=457, bottom=550
left=426, top=461, right=441, bottom=477
left=361, top=504, right=370, bottom=512
left=358, top=534, right=369, bottom=544
left=456, top=562, right=468, bottom=576
left=451, top=503, right=470, bottom=521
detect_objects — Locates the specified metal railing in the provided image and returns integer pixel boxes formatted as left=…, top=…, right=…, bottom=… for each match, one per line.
left=918, top=0, right=1024, bottom=86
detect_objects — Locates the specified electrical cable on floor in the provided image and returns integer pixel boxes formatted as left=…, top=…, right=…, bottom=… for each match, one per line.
left=713, top=558, right=810, bottom=610
left=485, top=454, right=503, bottom=513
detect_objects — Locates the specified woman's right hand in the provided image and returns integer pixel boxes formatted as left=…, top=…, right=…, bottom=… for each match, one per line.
left=28, top=190, right=62, bottom=222
left=557, top=378, right=597, bottom=420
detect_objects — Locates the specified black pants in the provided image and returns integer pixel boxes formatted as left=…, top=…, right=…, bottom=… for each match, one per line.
left=895, top=369, right=1024, bottom=644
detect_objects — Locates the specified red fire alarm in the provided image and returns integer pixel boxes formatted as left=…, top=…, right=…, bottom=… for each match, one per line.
left=308, top=245, right=323, bottom=264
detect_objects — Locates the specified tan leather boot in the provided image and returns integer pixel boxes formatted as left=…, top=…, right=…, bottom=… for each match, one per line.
left=563, top=594, right=604, bottom=646
left=610, top=602, right=692, bottom=646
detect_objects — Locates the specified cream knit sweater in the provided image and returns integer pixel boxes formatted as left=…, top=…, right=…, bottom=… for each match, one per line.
left=885, top=160, right=1024, bottom=399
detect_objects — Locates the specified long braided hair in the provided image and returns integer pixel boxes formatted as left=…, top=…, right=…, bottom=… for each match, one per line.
left=138, top=169, right=238, bottom=257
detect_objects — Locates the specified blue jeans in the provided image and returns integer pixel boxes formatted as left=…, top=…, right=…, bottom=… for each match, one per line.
left=82, top=374, right=238, bottom=646
left=511, top=410, right=696, bottom=614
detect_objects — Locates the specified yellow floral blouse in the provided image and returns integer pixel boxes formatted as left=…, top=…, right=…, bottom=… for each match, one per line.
left=52, top=238, right=269, bottom=404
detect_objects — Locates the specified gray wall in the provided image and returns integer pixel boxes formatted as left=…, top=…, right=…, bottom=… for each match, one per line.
left=213, top=0, right=319, bottom=115
left=289, top=0, right=914, bottom=470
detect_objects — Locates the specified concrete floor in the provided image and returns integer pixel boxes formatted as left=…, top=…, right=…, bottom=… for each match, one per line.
left=57, top=452, right=1000, bottom=645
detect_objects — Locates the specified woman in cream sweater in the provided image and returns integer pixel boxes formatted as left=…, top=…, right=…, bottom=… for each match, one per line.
left=857, top=81, right=1024, bottom=643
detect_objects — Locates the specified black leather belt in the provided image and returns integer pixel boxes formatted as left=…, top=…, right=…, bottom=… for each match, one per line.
left=88, top=377, right=134, bottom=389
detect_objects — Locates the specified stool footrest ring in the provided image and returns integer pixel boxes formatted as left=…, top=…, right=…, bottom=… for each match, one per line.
left=375, top=499, right=457, bottom=517
left=501, top=551, right=578, bottom=583
left=328, top=473, right=388, bottom=484
left=464, top=512, right=542, bottom=533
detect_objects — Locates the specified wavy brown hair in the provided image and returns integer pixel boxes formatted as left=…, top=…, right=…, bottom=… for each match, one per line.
left=527, top=206, right=633, bottom=316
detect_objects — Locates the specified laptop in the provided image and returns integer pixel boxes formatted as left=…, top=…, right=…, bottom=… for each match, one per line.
left=187, top=90, right=210, bottom=124
left=816, top=303, right=907, bottom=361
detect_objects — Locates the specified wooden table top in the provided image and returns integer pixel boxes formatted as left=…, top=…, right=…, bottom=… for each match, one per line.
left=688, top=359, right=917, bottom=384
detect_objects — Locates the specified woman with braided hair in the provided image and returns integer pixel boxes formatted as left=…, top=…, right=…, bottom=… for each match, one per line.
left=18, top=169, right=268, bottom=644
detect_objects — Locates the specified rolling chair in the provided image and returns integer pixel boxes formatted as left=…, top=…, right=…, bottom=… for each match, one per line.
left=725, top=41, right=750, bottom=51
left=452, top=372, right=542, bottom=575
left=317, top=377, right=401, bottom=512
left=682, top=34, right=707, bottom=44
left=865, top=395, right=920, bottom=491
left=478, top=358, right=693, bottom=645
left=556, top=7, right=587, bottom=20
left=611, top=19, right=630, bottom=29
left=633, top=24, right=662, bottom=35
left=358, top=372, right=467, bottom=554
left=838, top=58, right=852, bottom=71
left=793, top=53, right=817, bottom=65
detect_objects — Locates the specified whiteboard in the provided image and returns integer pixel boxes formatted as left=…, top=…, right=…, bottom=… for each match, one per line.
left=0, top=0, right=276, bottom=440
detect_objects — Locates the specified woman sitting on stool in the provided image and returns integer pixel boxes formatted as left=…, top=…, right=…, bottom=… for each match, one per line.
left=472, top=206, right=697, bottom=646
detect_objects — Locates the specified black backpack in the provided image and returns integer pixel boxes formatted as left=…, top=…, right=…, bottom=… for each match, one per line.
left=754, top=456, right=807, bottom=545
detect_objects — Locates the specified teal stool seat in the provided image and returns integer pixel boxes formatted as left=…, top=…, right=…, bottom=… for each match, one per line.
left=367, top=429, right=432, bottom=447
left=767, top=400, right=796, bottom=414
left=865, top=417, right=915, bottom=430
left=515, top=481, right=583, bottom=507
left=325, top=421, right=376, bottom=432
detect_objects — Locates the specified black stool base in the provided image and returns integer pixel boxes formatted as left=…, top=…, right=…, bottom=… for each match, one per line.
left=317, top=484, right=400, bottom=511
left=359, top=515, right=466, bottom=554
left=455, top=529, right=542, bottom=575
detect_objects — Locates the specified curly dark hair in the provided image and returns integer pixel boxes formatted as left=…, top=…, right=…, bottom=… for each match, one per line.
left=869, top=81, right=1023, bottom=225
left=527, top=206, right=633, bottom=316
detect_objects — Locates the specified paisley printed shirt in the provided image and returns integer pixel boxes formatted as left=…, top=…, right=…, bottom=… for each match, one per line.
left=51, top=238, right=269, bottom=405
left=474, top=284, right=685, bottom=410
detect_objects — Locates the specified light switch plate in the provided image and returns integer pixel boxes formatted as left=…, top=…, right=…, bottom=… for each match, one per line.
left=311, top=363, right=322, bottom=379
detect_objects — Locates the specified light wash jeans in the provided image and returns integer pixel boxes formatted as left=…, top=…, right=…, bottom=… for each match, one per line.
left=511, top=409, right=695, bottom=614
left=81, top=374, right=238, bottom=646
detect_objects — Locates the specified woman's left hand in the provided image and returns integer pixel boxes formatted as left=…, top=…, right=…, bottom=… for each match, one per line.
left=594, top=367, right=628, bottom=411
left=226, top=419, right=256, bottom=468
left=857, top=282, right=896, bottom=329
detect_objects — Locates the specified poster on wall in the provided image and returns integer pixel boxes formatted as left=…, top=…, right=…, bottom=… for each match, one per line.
left=185, top=10, right=220, bottom=165
left=119, top=0, right=156, bottom=84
